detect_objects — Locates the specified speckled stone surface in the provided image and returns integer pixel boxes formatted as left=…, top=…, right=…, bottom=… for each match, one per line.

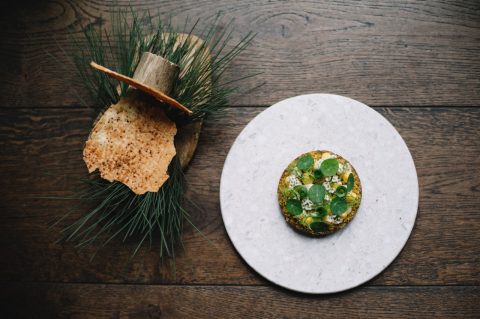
left=220, top=94, right=418, bottom=294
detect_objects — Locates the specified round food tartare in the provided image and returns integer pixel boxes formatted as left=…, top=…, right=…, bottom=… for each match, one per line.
left=277, top=150, right=362, bottom=236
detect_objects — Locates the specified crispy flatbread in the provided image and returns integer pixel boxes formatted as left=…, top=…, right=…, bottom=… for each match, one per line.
left=83, top=95, right=177, bottom=195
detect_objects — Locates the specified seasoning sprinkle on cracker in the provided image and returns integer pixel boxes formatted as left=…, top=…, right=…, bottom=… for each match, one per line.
left=83, top=95, right=177, bottom=195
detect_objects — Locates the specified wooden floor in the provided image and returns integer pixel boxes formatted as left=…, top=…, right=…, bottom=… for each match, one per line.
left=0, top=1, right=479, bottom=318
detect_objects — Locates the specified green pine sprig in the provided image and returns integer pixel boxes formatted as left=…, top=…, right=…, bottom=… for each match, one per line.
left=55, top=9, right=255, bottom=258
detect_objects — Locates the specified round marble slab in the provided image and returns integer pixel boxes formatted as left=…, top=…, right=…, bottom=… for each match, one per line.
left=220, top=94, right=418, bottom=294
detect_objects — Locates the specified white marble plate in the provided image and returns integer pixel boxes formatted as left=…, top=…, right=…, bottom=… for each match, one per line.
left=220, top=94, right=418, bottom=294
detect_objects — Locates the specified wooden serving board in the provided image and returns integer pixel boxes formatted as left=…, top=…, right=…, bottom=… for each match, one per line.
left=173, top=33, right=207, bottom=170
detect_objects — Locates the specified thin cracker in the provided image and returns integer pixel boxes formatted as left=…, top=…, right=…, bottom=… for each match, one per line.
left=83, top=95, right=177, bottom=195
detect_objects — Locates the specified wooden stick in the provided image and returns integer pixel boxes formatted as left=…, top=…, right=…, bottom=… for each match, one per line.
left=90, top=61, right=192, bottom=115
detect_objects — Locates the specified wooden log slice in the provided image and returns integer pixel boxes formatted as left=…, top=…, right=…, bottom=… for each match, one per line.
left=172, top=33, right=209, bottom=170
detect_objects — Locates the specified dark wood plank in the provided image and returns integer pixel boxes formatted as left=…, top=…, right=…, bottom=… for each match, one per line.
left=0, top=107, right=479, bottom=286
left=1, top=283, right=479, bottom=318
left=1, top=0, right=479, bottom=107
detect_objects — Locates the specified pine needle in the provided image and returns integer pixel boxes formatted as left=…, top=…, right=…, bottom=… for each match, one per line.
left=56, top=9, right=255, bottom=258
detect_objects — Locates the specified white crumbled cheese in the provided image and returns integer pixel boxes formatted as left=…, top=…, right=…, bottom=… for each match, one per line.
left=338, top=163, right=344, bottom=174
left=331, top=175, right=340, bottom=183
left=315, top=154, right=338, bottom=169
left=323, top=181, right=335, bottom=193
left=287, top=175, right=301, bottom=188
left=324, top=154, right=337, bottom=159
left=301, top=199, right=315, bottom=211
left=344, top=163, right=352, bottom=173
left=325, top=214, right=343, bottom=224
left=325, top=194, right=331, bottom=201
left=292, top=167, right=302, bottom=177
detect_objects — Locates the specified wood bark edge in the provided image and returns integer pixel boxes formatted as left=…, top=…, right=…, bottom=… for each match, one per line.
left=90, top=61, right=192, bottom=115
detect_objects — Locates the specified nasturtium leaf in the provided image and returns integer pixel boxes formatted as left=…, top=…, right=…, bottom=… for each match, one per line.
left=308, top=184, right=326, bottom=204
left=320, top=158, right=339, bottom=176
left=297, top=155, right=314, bottom=171
left=311, top=221, right=329, bottom=232
left=286, top=199, right=303, bottom=215
left=330, top=197, right=348, bottom=215
left=313, top=169, right=323, bottom=179
left=294, top=185, right=308, bottom=199
left=346, top=173, right=354, bottom=192
left=313, top=206, right=328, bottom=218
left=335, top=186, right=347, bottom=197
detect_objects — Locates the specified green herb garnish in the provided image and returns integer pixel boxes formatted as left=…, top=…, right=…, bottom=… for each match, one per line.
left=308, top=184, right=326, bottom=204
left=330, top=197, right=348, bottom=215
left=313, top=207, right=328, bottom=218
left=320, top=158, right=339, bottom=176
left=335, top=186, right=347, bottom=197
left=313, top=169, right=323, bottom=179
left=297, top=155, right=314, bottom=171
left=346, top=173, right=355, bottom=192
left=286, top=199, right=303, bottom=215
left=311, top=221, right=329, bottom=232
left=294, top=185, right=308, bottom=199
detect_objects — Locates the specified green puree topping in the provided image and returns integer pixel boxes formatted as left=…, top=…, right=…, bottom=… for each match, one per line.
left=280, top=151, right=360, bottom=233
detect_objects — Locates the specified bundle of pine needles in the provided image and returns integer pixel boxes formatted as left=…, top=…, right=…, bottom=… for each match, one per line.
left=54, top=9, right=254, bottom=258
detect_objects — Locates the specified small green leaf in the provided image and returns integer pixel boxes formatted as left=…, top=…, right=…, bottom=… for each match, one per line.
left=308, top=184, right=326, bottom=204
left=346, top=173, right=355, bottom=192
left=313, top=169, right=323, bottom=179
left=311, top=221, right=329, bottom=232
left=286, top=199, right=303, bottom=215
left=297, top=155, right=314, bottom=171
left=313, top=206, right=328, bottom=218
left=335, top=186, right=347, bottom=197
left=320, top=158, right=339, bottom=176
left=294, top=185, right=308, bottom=199
left=330, top=197, right=348, bottom=215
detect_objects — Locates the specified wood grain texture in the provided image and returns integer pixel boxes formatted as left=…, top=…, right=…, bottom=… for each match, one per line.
left=1, top=0, right=479, bottom=107
left=0, top=283, right=479, bottom=319
left=0, top=107, right=478, bottom=286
